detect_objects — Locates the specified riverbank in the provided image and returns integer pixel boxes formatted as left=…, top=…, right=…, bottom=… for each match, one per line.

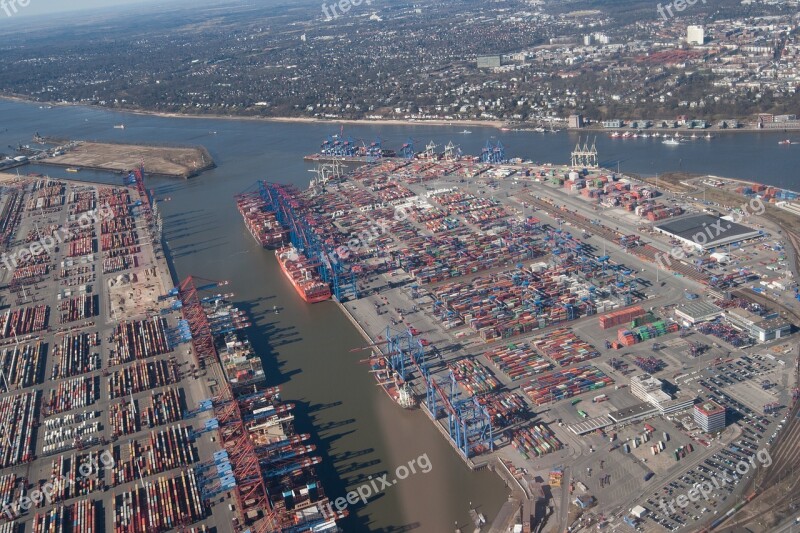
left=0, top=94, right=506, bottom=129
left=7, top=94, right=800, bottom=135
left=573, top=125, right=800, bottom=134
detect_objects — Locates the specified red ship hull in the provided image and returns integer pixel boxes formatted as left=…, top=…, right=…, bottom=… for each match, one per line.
left=275, top=246, right=331, bottom=304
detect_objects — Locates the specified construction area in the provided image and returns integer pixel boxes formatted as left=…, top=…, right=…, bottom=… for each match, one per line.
left=239, top=137, right=800, bottom=532
left=22, top=140, right=214, bottom=179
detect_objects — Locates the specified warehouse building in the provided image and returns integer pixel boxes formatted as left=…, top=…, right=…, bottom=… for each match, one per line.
left=726, top=308, right=792, bottom=344
left=674, top=300, right=724, bottom=326
left=568, top=416, right=613, bottom=436
left=608, top=403, right=659, bottom=424
left=654, top=214, right=762, bottom=251
left=695, top=400, right=726, bottom=433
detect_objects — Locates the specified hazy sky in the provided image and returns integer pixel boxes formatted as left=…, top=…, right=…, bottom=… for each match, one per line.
left=1, top=0, right=166, bottom=17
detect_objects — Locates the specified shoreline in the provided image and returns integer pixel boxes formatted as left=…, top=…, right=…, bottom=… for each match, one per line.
left=0, top=94, right=506, bottom=129
left=8, top=94, right=799, bottom=134
left=573, top=126, right=800, bottom=135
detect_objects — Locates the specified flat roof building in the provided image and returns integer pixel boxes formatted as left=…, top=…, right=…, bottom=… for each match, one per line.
left=631, top=374, right=671, bottom=404
left=654, top=214, right=762, bottom=251
left=675, top=300, right=724, bottom=325
left=631, top=374, right=695, bottom=415
left=608, top=402, right=659, bottom=424
left=695, top=400, right=726, bottom=433
left=660, top=397, right=696, bottom=415
left=726, top=308, right=792, bottom=344
left=687, top=25, right=705, bottom=46
left=568, top=416, right=613, bottom=435
left=602, top=119, right=623, bottom=128
left=477, top=55, right=501, bottom=68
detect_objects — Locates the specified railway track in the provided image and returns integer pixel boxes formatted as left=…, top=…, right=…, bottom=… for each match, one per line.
left=731, top=288, right=800, bottom=327
left=702, top=370, right=800, bottom=531
left=759, top=405, right=800, bottom=490
left=521, top=194, right=710, bottom=284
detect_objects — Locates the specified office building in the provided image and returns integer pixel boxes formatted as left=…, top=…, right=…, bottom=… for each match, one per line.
left=630, top=374, right=695, bottom=415
left=694, top=400, right=726, bottom=432
left=687, top=25, right=705, bottom=45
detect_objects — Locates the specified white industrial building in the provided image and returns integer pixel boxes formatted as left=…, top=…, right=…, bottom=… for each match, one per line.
left=687, top=25, right=705, bottom=45
left=631, top=374, right=695, bottom=415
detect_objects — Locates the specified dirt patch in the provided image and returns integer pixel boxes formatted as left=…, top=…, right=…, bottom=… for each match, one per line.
left=44, top=141, right=214, bottom=178
left=107, top=267, right=168, bottom=319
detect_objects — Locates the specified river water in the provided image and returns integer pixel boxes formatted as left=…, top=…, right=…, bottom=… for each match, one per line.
left=0, top=99, right=796, bottom=531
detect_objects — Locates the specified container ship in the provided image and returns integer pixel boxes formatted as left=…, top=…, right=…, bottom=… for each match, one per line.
left=195, top=287, right=343, bottom=532
left=276, top=245, right=331, bottom=303
left=245, top=389, right=347, bottom=531
left=217, top=332, right=266, bottom=388
left=371, top=354, right=417, bottom=409
left=236, top=192, right=288, bottom=248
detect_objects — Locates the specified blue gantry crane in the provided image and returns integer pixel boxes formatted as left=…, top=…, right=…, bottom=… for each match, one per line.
left=258, top=181, right=358, bottom=301
left=613, top=267, right=637, bottom=305
left=480, top=140, right=505, bottom=163
left=399, top=138, right=416, bottom=159
left=425, top=371, right=493, bottom=459
left=383, top=325, right=427, bottom=384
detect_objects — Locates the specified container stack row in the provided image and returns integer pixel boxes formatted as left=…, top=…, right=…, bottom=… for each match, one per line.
left=0, top=391, right=38, bottom=468
left=484, top=342, right=552, bottom=382
left=599, top=306, right=646, bottom=330
left=511, top=424, right=564, bottom=459
left=531, top=328, right=600, bottom=367
left=522, top=366, right=613, bottom=406
left=107, top=360, right=180, bottom=399
left=110, top=318, right=172, bottom=365
left=617, top=320, right=679, bottom=346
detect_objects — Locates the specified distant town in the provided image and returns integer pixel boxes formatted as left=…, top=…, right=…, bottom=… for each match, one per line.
left=0, top=0, right=798, bottom=126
